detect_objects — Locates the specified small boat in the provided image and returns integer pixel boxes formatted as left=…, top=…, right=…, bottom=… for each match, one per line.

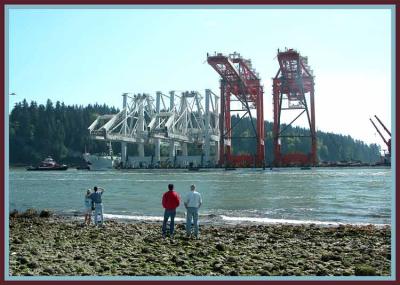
left=27, top=157, right=68, bottom=171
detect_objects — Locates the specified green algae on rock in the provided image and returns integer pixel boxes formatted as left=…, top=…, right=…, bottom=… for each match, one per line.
left=9, top=215, right=391, bottom=276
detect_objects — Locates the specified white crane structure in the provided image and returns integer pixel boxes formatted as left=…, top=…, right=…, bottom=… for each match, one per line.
left=88, top=89, right=220, bottom=168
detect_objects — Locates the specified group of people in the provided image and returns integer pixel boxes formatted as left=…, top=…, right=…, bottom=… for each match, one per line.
left=162, top=183, right=203, bottom=239
left=83, top=183, right=203, bottom=238
left=84, top=186, right=105, bottom=226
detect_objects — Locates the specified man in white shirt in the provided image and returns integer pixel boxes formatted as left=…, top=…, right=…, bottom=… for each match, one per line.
left=184, top=184, right=202, bottom=238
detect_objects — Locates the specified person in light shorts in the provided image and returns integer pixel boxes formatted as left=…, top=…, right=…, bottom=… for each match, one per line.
left=84, top=189, right=93, bottom=225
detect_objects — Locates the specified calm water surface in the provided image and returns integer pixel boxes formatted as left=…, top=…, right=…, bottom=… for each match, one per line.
left=9, top=167, right=391, bottom=225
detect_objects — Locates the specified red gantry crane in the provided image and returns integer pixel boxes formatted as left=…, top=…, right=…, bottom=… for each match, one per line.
left=272, top=48, right=317, bottom=166
left=369, top=115, right=391, bottom=158
left=207, top=52, right=265, bottom=167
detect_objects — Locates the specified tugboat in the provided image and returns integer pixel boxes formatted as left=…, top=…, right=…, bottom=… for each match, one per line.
left=27, top=157, right=68, bottom=171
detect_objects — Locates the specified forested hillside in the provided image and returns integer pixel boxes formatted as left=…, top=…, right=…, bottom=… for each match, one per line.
left=9, top=99, right=119, bottom=165
left=9, top=99, right=381, bottom=165
left=230, top=115, right=381, bottom=164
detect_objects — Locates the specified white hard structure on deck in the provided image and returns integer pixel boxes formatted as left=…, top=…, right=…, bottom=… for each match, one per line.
left=88, top=90, right=220, bottom=167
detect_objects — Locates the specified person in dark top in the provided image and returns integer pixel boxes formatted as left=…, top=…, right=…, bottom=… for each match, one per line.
left=88, top=186, right=105, bottom=226
left=161, top=184, right=180, bottom=239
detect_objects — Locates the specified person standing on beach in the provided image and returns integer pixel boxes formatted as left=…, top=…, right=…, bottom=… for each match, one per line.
left=161, top=184, right=180, bottom=239
left=184, top=184, right=202, bottom=238
left=89, top=186, right=105, bottom=226
left=84, top=189, right=93, bottom=225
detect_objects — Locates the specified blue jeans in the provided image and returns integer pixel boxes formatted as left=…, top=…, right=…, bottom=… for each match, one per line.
left=162, top=209, right=176, bottom=237
left=94, top=203, right=104, bottom=225
left=186, top=207, right=199, bottom=237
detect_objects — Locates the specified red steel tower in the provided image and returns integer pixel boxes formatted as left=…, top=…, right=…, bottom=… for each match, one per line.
left=273, top=49, right=317, bottom=166
left=207, top=52, right=265, bottom=167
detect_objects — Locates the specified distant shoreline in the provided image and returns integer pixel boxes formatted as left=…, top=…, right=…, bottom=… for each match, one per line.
left=9, top=215, right=391, bottom=277
left=8, top=164, right=392, bottom=169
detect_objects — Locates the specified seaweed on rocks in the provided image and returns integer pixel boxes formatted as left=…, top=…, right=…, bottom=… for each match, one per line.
left=8, top=215, right=391, bottom=276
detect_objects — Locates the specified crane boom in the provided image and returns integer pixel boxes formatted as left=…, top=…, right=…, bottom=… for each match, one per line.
left=369, top=118, right=389, bottom=146
left=374, top=115, right=391, bottom=137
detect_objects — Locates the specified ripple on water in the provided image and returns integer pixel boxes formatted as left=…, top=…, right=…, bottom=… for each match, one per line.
left=8, top=167, right=392, bottom=225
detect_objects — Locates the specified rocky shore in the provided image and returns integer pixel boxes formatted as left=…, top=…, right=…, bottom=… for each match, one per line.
left=9, top=213, right=391, bottom=276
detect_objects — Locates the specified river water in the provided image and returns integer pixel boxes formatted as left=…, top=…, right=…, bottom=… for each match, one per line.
left=8, top=167, right=392, bottom=226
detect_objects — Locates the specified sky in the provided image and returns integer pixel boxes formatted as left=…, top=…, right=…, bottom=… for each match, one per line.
left=7, top=6, right=393, bottom=150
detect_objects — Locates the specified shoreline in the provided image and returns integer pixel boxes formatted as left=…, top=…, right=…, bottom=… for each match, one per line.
left=9, top=215, right=391, bottom=276
left=11, top=209, right=390, bottom=228
left=95, top=213, right=391, bottom=228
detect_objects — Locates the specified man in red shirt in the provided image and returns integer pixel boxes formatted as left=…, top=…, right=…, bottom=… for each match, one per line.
left=162, top=184, right=180, bottom=239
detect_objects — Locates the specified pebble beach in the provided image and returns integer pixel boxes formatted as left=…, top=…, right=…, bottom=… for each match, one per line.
left=9, top=212, right=391, bottom=277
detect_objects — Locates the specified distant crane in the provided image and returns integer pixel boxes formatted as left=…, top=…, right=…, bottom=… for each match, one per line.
left=369, top=115, right=391, bottom=156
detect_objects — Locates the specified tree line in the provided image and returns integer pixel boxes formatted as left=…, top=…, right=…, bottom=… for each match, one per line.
left=230, top=114, right=380, bottom=164
left=9, top=99, right=119, bottom=165
left=9, top=99, right=380, bottom=165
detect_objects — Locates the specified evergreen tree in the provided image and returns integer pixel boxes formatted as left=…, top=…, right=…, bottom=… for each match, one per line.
left=8, top=99, right=381, bottom=165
